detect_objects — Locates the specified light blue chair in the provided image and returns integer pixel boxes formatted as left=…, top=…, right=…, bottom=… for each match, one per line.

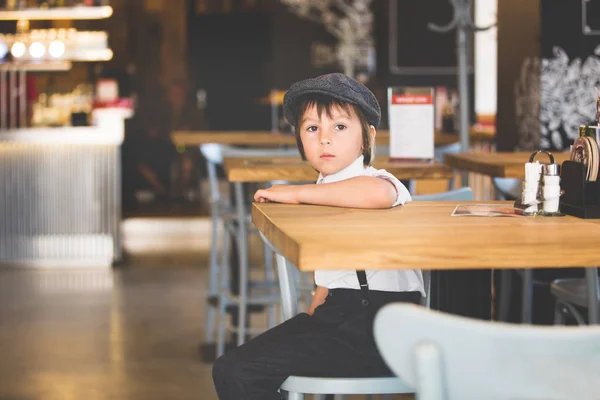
left=258, top=187, right=474, bottom=400
left=374, top=303, right=600, bottom=400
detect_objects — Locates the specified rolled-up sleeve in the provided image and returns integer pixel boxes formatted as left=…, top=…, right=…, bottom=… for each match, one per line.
left=366, top=168, right=412, bottom=207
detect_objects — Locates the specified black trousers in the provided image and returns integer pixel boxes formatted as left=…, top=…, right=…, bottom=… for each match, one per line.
left=213, top=289, right=421, bottom=400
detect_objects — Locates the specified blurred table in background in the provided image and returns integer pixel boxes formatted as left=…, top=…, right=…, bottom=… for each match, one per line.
left=171, top=127, right=495, bottom=148
left=224, top=156, right=453, bottom=183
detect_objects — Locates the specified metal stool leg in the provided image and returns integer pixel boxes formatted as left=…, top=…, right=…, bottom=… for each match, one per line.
left=216, top=222, right=231, bottom=358
left=264, top=244, right=277, bottom=328
left=521, top=269, right=533, bottom=324
left=234, top=182, right=249, bottom=346
left=554, top=302, right=566, bottom=325
left=498, top=269, right=512, bottom=321
left=204, top=206, right=221, bottom=342
left=586, top=267, right=600, bottom=324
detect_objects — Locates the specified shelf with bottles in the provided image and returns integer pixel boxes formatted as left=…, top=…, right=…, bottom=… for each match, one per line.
left=0, top=1, right=111, bottom=20
left=31, top=83, right=95, bottom=128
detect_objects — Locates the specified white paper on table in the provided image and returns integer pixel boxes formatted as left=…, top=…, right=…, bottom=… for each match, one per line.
left=388, top=88, right=434, bottom=160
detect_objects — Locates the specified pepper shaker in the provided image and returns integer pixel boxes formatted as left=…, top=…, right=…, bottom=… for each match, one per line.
left=542, top=162, right=560, bottom=213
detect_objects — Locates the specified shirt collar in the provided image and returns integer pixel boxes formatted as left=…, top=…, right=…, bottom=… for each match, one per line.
left=317, top=155, right=366, bottom=184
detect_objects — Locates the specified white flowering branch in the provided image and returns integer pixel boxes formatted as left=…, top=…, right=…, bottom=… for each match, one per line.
left=280, top=0, right=374, bottom=78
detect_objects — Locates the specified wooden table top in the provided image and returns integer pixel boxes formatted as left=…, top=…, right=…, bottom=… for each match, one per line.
left=171, top=128, right=494, bottom=148
left=224, top=156, right=454, bottom=182
left=252, top=201, right=600, bottom=271
left=444, top=151, right=572, bottom=178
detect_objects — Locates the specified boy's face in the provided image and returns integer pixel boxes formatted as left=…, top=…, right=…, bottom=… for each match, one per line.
left=299, top=104, right=372, bottom=176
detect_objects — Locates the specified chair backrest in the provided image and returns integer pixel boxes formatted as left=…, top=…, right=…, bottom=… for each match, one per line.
left=412, top=187, right=474, bottom=202
left=374, top=142, right=461, bottom=161
left=434, top=142, right=462, bottom=162
left=200, top=143, right=224, bottom=165
left=374, top=304, right=600, bottom=400
left=200, top=143, right=300, bottom=165
left=221, top=146, right=300, bottom=159
left=200, top=144, right=301, bottom=203
left=493, top=177, right=522, bottom=201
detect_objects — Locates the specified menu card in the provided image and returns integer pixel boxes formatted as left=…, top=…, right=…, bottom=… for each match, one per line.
left=387, top=87, right=434, bottom=160
left=451, top=204, right=521, bottom=217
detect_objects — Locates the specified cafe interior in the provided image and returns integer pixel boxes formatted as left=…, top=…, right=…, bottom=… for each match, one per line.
left=1, top=0, right=599, bottom=399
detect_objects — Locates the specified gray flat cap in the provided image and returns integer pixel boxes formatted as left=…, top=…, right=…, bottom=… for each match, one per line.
left=283, top=73, right=381, bottom=128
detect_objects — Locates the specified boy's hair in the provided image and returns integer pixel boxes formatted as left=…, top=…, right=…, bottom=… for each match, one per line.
left=293, top=94, right=373, bottom=167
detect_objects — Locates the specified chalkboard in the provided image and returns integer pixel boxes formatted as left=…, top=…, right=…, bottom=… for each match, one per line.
left=583, top=0, right=600, bottom=35
left=376, top=0, right=473, bottom=87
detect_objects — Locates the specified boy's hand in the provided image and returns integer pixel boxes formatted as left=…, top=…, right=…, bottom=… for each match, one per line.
left=254, top=184, right=301, bottom=204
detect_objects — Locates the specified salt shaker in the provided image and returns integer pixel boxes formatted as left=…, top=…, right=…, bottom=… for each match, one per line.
left=542, top=162, right=561, bottom=213
left=522, top=161, right=542, bottom=213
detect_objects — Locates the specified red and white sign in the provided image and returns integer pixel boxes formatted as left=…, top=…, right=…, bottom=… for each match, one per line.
left=388, top=87, right=435, bottom=160
left=391, top=95, right=433, bottom=105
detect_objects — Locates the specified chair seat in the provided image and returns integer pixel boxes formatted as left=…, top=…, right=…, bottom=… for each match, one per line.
left=551, top=278, right=587, bottom=308
left=280, top=376, right=412, bottom=395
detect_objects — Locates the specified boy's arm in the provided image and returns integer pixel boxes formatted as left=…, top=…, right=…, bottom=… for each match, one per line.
left=307, top=286, right=329, bottom=316
left=254, top=176, right=397, bottom=209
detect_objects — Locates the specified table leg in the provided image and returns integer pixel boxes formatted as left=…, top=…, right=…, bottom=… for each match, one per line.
left=586, top=267, right=599, bottom=325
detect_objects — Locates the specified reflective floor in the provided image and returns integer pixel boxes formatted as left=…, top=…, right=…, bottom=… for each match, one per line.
left=0, top=218, right=216, bottom=400
left=0, top=217, right=412, bottom=400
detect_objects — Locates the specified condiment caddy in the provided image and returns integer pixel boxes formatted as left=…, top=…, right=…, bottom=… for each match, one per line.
left=514, top=150, right=563, bottom=216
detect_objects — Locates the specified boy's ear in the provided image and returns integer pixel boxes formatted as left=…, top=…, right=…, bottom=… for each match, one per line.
left=369, top=125, right=376, bottom=144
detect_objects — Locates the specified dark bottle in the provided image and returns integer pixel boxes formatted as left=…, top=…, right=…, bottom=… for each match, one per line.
left=441, top=93, right=456, bottom=134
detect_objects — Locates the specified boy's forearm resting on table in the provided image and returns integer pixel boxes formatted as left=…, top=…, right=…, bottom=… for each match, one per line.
left=307, top=286, right=329, bottom=316
left=298, top=177, right=397, bottom=208
left=254, top=177, right=397, bottom=208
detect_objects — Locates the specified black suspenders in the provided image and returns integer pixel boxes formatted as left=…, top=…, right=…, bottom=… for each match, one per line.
left=356, top=270, right=370, bottom=306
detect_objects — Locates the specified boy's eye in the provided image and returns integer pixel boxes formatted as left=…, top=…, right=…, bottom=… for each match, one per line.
left=335, top=124, right=346, bottom=131
left=306, top=126, right=318, bottom=132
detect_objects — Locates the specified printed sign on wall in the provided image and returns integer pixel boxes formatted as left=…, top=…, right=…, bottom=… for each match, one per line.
left=387, top=87, right=434, bottom=160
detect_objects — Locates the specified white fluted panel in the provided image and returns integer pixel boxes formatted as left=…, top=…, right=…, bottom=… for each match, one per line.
left=0, top=142, right=121, bottom=265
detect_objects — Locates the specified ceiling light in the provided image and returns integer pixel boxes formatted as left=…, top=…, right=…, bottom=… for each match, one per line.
left=29, top=42, right=46, bottom=59
left=11, top=42, right=26, bottom=58
left=48, top=40, right=65, bottom=58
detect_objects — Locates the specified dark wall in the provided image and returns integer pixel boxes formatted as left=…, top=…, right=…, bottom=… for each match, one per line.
left=496, top=0, right=541, bottom=151
left=188, top=4, right=338, bottom=130
left=269, top=2, right=337, bottom=89
left=189, top=12, right=272, bottom=130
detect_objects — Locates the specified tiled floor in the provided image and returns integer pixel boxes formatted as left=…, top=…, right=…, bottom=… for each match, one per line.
left=0, top=217, right=413, bottom=400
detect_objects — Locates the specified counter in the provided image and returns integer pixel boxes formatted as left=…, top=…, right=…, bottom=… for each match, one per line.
left=0, top=108, right=130, bottom=267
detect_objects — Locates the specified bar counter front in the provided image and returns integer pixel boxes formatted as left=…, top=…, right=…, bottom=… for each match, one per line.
left=0, top=109, right=129, bottom=267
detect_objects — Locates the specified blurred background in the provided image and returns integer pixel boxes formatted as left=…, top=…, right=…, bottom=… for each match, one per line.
left=0, top=1, right=599, bottom=399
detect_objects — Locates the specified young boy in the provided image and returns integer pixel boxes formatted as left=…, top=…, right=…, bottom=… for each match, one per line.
left=213, top=73, right=424, bottom=400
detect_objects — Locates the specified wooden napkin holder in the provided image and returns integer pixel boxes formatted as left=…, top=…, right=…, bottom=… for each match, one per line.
left=560, top=160, right=600, bottom=218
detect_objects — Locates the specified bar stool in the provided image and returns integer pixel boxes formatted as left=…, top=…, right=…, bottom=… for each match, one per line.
left=200, top=143, right=302, bottom=357
left=552, top=268, right=600, bottom=325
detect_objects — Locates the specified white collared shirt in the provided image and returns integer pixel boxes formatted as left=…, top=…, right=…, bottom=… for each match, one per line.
left=314, top=155, right=425, bottom=296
